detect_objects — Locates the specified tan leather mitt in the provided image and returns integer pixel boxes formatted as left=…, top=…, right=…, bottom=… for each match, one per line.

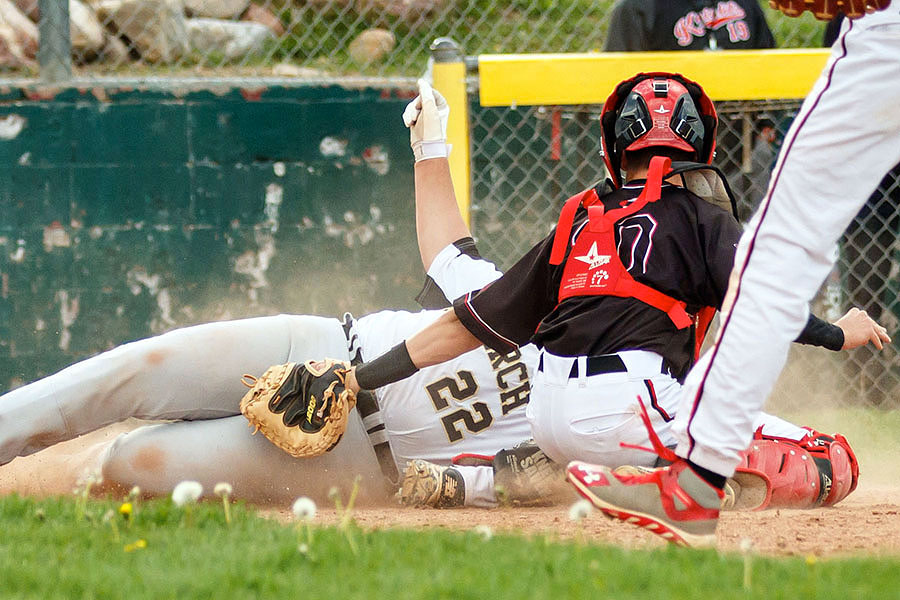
left=240, top=359, right=357, bottom=458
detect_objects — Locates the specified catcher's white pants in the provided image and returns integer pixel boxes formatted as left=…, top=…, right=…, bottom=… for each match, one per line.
left=527, top=351, right=685, bottom=467
left=527, top=350, right=806, bottom=469
left=675, top=10, right=900, bottom=477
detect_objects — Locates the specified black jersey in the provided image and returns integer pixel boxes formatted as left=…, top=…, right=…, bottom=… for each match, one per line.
left=604, top=0, right=775, bottom=52
left=453, top=182, right=740, bottom=379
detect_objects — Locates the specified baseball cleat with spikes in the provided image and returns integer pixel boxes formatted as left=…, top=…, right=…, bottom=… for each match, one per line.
left=399, top=459, right=466, bottom=508
left=567, top=459, right=723, bottom=547
left=613, top=464, right=737, bottom=510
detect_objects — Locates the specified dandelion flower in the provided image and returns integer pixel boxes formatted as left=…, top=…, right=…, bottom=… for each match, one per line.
left=215, top=482, right=234, bottom=524
left=292, top=497, right=317, bottom=521
left=124, top=539, right=147, bottom=553
left=172, top=480, right=203, bottom=506
left=119, top=502, right=133, bottom=518
left=82, top=470, right=103, bottom=486
left=568, top=499, right=592, bottom=522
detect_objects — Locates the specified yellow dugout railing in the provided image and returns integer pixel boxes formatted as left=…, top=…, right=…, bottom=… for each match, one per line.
left=430, top=44, right=832, bottom=225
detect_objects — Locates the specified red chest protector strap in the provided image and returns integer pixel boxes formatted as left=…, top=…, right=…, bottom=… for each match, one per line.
left=549, top=156, right=694, bottom=331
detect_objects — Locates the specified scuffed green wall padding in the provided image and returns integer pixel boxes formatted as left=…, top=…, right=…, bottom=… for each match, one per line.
left=0, top=84, right=419, bottom=391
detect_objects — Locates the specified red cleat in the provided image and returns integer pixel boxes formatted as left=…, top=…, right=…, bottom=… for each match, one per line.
left=566, top=459, right=723, bottom=547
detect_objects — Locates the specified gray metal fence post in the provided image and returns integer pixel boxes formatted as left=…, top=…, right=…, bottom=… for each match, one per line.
left=38, top=0, right=72, bottom=83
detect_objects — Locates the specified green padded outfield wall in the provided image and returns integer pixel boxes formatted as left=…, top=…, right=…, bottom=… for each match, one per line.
left=0, top=84, right=420, bottom=392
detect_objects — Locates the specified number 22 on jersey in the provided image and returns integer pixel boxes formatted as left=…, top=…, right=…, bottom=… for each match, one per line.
left=424, top=348, right=531, bottom=443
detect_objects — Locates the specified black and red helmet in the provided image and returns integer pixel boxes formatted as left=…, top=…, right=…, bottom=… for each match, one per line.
left=600, top=72, right=718, bottom=187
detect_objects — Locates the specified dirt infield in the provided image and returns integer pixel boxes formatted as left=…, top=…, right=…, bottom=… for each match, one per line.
left=2, top=424, right=898, bottom=558
left=285, top=487, right=900, bottom=558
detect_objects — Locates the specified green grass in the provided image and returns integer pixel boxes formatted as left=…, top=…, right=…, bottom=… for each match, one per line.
left=0, top=495, right=899, bottom=599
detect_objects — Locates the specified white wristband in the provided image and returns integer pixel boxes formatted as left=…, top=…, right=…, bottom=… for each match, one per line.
left=412, top=140, right=451, bottom=162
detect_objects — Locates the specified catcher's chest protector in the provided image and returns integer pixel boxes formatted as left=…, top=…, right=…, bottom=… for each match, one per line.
left=550, top=156, right=694, bottom=330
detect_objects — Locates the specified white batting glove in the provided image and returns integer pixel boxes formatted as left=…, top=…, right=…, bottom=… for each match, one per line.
left=402, top=78, right=451, bottom=162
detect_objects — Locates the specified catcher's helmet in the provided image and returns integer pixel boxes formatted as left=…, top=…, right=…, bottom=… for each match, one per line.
left=600, top=72, right=717, bottom=187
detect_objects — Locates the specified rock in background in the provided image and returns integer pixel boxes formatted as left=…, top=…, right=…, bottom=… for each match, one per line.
left=348, top=28, right=395, bottom=65
left=0, top=0, right=38, bottom=68
left=93, top=0, right=190, bottom=63
left=183, top=0, right=248, bottom=18
left=70, top=0, right=106, bottom=60
left=186, top=18, right=274, bottom=61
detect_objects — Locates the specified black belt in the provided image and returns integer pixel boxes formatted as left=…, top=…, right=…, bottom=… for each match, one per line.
left=571, top=354, right=628, bottom=378
left=538, top=353, right=672, bottom=378
left=537, top=353, right=627, bottom=377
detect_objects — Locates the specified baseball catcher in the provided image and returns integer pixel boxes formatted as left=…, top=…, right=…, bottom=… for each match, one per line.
left=768, top=0, right=891, bottom=19
left=240, top=359, right=357, bottom=458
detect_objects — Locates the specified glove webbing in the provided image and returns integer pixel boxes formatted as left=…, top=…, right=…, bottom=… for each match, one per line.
left=343, top=313, right=400, bottom=489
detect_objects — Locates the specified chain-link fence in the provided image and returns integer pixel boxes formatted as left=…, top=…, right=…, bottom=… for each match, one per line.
left=468, top=98, right=900, bottom=411
left=3, top=0, right=830, bottom=82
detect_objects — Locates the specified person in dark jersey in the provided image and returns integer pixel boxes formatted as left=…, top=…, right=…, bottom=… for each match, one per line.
left=604, top=0, right=775, bottom=51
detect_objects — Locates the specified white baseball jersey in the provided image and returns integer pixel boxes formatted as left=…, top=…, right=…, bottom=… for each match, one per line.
left=675, top=9, right=900, bottom=477
left=356, top=243, right=536, bottom=468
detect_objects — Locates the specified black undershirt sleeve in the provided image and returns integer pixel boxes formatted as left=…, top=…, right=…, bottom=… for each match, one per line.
left=794, top=314, right=844, bottom=351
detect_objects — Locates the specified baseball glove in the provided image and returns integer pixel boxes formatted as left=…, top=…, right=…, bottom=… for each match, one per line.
left=239, top=359, right=357, bottom=458
left=768, top=0, right=891, bottom=20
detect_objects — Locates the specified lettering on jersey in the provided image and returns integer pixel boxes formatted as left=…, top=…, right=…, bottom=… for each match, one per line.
left=673, top=1, right=750, bottom=47
left=486, top=348, right=531, bottom=416
left=423, top=349, right=531, bottom=443
left=616, top=214, right=657, bottom=274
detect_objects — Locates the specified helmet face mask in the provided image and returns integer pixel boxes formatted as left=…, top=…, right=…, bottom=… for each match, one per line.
left=601, top=72, right=717, bottom=187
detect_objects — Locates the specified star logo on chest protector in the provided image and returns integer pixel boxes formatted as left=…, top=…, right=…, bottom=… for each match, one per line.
left=574, top=241, right=611, bottom=270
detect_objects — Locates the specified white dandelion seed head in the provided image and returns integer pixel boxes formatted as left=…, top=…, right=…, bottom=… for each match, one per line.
left=214, top=482, right=233, bottom=497
left=298, top=543, right=310, bottom=554
left=76, top=469, right=104, bottom=489
left=172, top=480, right=203, bottom=506
left=740, top=538, right=753, bottom=553
left=568, top=499, right=593, bottom=522
left=292, top=496, right=317, bottom=521
left=473, top=525, right=493, bottom=541
left=129, top=486, right=141, bottom=498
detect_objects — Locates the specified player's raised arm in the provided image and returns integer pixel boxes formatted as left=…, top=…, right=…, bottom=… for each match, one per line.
left=403, top=79, right=471, bottom=271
